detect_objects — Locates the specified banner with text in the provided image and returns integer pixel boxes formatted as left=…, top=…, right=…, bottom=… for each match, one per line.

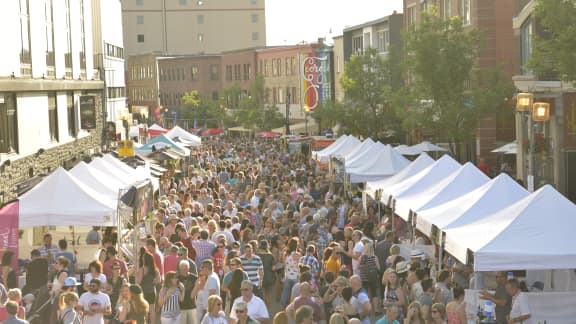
left=0, top=201, right=19, bottom=271
left=300, top=50, right=332, bottom=111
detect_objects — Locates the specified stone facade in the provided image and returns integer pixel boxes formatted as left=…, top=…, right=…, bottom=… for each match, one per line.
left=0, top=94, right=104, bottom=202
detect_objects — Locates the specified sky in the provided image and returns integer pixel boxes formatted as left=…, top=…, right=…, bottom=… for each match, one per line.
left=265, top=0, right=404, bottom=46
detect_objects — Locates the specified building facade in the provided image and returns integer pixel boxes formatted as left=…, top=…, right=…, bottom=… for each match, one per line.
left=342, top=13, right=403, bottom=61
left=403, top=0, right=516, bottom=164
left=513, top=0, right=576, bottom=201
left=121, top=0, right=266, bottom=57
left=0, top=0, right=105, bottom=201
left=332, top=35, right=345, bottom=102
left=92, top=0, right=128, bottom=139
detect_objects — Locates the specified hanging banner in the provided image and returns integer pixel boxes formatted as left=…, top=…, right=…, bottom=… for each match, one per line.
left=0, top=201, right=19, bottom=271
left=80, top=95, right=97, bottom=129
left=300, top=50, right=332, bottom=111
left=564, top=93, right=576, bottom=151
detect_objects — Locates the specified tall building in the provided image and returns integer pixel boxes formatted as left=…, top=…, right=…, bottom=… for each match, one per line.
left=342, top=13, right=403, bottom=61
left=121, top=0, right=266, bottom=57
left=92, top=0, right=127, bottom=138
left=403, top=0, right=516, bottom=163
left=0, top=0, right=105, bottom=201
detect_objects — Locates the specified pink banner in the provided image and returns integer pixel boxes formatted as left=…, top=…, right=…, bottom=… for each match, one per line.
left=0, top=201, right=19, bottom=271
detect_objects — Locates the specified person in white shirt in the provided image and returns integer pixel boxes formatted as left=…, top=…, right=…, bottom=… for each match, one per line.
left=78, top=279, right=112, bottom=324
left=229, top=280, right=269, bottom=324
left=506, top=278, right=533, bottom=324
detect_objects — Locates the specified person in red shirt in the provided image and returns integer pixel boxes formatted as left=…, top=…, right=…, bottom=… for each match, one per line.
left=176, top=226, right=197, bottom=261
left=102, top=246, right=128, bottom=278
left=477, top=157, right=490, bottom=176
left=146, top=238, right=165, bottom=279
left=163, top=245, right=179, bottom=274
left=212, top=242, right=225, bottom=278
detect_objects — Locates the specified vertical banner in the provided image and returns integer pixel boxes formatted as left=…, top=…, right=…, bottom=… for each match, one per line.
left=0, top=201, right=19, bottom=271
left=564, top=93, right=576, bottom=151
left=300, top=49, right=332, bottom=111
left=79, top=95, right=96, bottom=129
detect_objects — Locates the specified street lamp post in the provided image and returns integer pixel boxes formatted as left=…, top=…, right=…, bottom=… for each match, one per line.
left=516, top=93, right=550, bottom=192
left=304, top=105, right=310, bottom=135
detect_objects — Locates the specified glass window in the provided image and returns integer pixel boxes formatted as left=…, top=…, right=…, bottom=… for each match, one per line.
left=376, top=30, right=389, bottom=53
left=251, top=14, right=258, bottom=23
left=45, top=0, right=55, bottom=70
left=462, top=0, right=471, bottom=26
left=67, top=93, right=76, bottom=137
left=0, top=93, right=19, bottom=153
left=179, top=0, right=187, bottom=4
left=210, top=64, right=219, bottom=81
left=48, top=93, right=59, bottom=142
left=443, top=0, right=452, bottom=19
left=137, top=15, right=144, bottom=24
left=252, top=32, right=259, bottom=41
left=136, top=0, right=143, bottom=6
left=197, top=14, right=204, bottom=24
left=137, top=34, right=144, bottom=43
left=191, top=65, right=198, bottom=80
left=520, top=20, right=533, bottom=75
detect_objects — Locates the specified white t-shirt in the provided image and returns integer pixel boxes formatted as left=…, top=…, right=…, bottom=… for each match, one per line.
left=510, top=292, right=533, bottom=324
left=78, top=292, right=111, bottom=324
left=352, top=241, right=364, bottom=275
left=229, top=295, right=269, bottom=321
left=203, top=272, right=221, bottom=297
left=84, top=273, right=107, bottom=290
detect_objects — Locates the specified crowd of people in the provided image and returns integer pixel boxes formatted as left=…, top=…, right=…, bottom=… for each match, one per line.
left=0, top=136, right=534, bottom=324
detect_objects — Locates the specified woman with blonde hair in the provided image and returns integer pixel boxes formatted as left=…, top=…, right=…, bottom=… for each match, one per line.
left=386, top=244, right=401, bottom=269
left=430, top=303, right=447, bottom=324
left=58, top=291, right=80, bottom=324
left=329, top=312, right=348, bottom=324
left=273, top=311, right=289, bottom=324
left=158, top=271, right=184, bottom=324
left=200, top=295, right=226, bottom=324
left=404, top=301, right=425, bottom=324
left=118, top=284, right=149, bottom=324
left=359, top=241, right=379, bottom=311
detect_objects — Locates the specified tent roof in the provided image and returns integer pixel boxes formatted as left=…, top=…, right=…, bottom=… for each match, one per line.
left=410, top=141, right=448, bottom=154
left=341, top=138, right=375, bottom=161
left=348, top=145, right=410, bottom=183
left=103, top=154, right=138, bottom=176
left=445, top=185, right=576, bottom=271
left=69, top=161, right=124, bottom=199
left=382, top=155, right=460, bottom=211
left=329, top=136, right=362, bottom=159
left=394, top=144, right=421, bottom=156
left=138, top=134, right=191, bottom=155
left=416, top=173, right=528, bottom=237
left=316, top=135, right=360, bottom=163
left=345, top=142, right=387, bottom=169
left=90, top=158, right=135, bottom=186
left=365, top=152, right=435, bottom=200
left=394, top=162, right=489, bottom=221
left=19, top=167, right=117, bottom=227
left=165, top=125, right=201, bottom=146
left=314, top=135, right=349, bottom=159
left=148, top=124, right=166, bottom=131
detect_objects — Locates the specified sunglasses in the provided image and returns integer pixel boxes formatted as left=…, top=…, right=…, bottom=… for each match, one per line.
left=241, top=288, right=251, bottom=291
left=235, top=309, right=245, bottom=313
left=431, top=310, right=439, bottom=314
left=215, top=302, right=222, bottom=306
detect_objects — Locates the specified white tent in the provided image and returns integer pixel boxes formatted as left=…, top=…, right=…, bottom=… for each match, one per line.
left=19, top=167, right=117, bottom=227
left=365, top=153, right=435, bottom=199
left=340, top=138, right=375, bottom=161
left=69, top=161, right=125, bottom=199
left=103, top=154, right=139, bottom=177
left=316, top=136, right=361, bottom=163
left=382, top=155, right=461, bottom=216
left=347, top=145, right=410, bottom=183
left=315, top=135, right=355, bottom=163
left=90, top=158, right=135, bottom=186
left=416, top=173, right=528, bottom=237
left=394, top=162, right=489, bottom=221
left=345, top=142, right=387, bottom=169
left=409, top=141, right=448, bottom=154
left=149, top=123, right=166, bottom=131
left=165, top=125, right=201, bottom=147
left=445, top=185, right=576, bottom=271
left=394, top=144, right=421, bottom=156
left=491, top=141, right=517, bottom=154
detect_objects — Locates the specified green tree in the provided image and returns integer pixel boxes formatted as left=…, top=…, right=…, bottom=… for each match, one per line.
left=180, top=90, right=226, bottom=128
left=529, top=0, right=576, bottom=82
left=233, top=75, right=284, bottom=130
left=339, top=47, right=402, bottom=140
left=401, top=12, right=515, bottom=156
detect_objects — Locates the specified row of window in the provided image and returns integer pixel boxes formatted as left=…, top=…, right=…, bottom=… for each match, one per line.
left=137, top=31, right=259, bottom=43
left=130, top=87, right=155, bottom=102
left=158, top=64, right=220, bottom=82
left=107, top=87, right=125, bottom=99
left=130, top=64, right=154, bottom=81
left=225, top=64, right=251, bottom=81
left=136, top=0, right=258, bottom=6
left=0, top=92, right=77, bottom=154
left=406, top=0, right=471, bottom=27
left=135, top=13, right=258, bottom=25
left=258, top=57, right=298, bottom=78
left=105, top=43, right=124, bottom=59
left=265, top=87, right=298, bottom=105
left=351, top=29, right=390, bottom=55
left=159, top=91, right=219, bottom=108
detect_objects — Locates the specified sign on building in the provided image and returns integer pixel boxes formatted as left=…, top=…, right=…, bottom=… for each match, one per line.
left=80, top=95, right=96, bottom=130
left=300, top=49, right=332, bottom=111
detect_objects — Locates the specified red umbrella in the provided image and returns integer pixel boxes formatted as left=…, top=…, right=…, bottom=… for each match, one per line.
left=257, top=131, right=281, bottom=138
left=201, top=127, right=224, bottom=136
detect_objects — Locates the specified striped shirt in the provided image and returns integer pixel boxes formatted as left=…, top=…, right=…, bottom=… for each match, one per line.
left=161, top=287, right=181, bottom=319
left=193, top=239, right=216, bottom=264
left=240, top=254, right=263, bottom=287
left=299, top=254, right=320, bottom=280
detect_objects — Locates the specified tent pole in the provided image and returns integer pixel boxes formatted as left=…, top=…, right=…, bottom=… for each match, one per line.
left=438, top=231, right=445, bottom=273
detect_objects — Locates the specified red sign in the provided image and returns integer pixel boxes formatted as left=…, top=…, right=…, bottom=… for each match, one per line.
left=0, top=201, right=19, bottom=271
left=564, top=93, right=576, bottom=151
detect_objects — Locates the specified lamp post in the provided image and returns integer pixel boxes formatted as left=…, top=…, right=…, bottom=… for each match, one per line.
left=516, top=93, right=550, bottom=192
left=304, top=105, right=310, bottom=135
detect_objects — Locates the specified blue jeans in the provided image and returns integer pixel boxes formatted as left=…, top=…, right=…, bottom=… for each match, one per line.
left=280, top=278, right=297, bottom=307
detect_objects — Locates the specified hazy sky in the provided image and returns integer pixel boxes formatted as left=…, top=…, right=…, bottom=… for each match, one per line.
left=265, top=0, right=403, bottom=46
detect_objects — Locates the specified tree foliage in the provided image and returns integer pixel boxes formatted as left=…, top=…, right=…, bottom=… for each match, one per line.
left=232, top=75, right=285, bottom=130
left=529, top=0, right=576, bottom=82
left=180, top=90, right=226, bottom=128
left=339, top=48, right=402, bottom=140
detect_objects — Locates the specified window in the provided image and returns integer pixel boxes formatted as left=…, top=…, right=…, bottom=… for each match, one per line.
left=179, top=0, right=187, bottom=4
left=461, top=0, right=471, bottom=26
left=277, top=59, right=282, bottom=76
left=191, top=65, right=198, bottom=80
left=0, top=93, right=18, bottom=153
left=376, top=30, right=389, bottom=53
left=250, top=0, right=257, bottom=4
left=264, top=60, right=269, bottom=76
left=406, top=5, right=416, bottom=27
left=271, top=59, right=277, bottom=76
left=137, top=34, right=145, bottom=43
left=234, top=64, right=240, bottom=81
left=363, top=33, right=371, bottom=50
left=252, top=32, right=259, bottom=41
left=197, top=14, right=204, bottom=24
left=105, top=43, right=124, bottom=59
left=520, top=20, right=533, bottom=75
left=136, top=0, right=143, bottom=6
left=107, top=87, right=125, bottom=99
left=45, top=0, right=55, bottom=74
left=79, top=0, right=86, bottom=71
left=48, top=93, right=59, bottom=142
left=278, top=88, right=284, bottom=104
left=251, top=14, right=258, bottom=23
left=225, top=65, right=232, bottom=81
left=443, top=0, right=452, bottom=19
left=137, top=15, right=144, bottom=24
left=19, top=0, right=31, bottom=75
left=64, top=0, right=72, bottom=77
left=210, top=64, right=219, bottom=80
left=243, top=64, right=250, bottom=80
left=291, top=57, right=295, bottom=75
left=352, top=35, right=363, bottom=55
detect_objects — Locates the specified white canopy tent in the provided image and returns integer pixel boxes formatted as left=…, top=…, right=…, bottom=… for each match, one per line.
left=382, top=155, right=461, bottom=212
left=491, top=141, right=517, bottom=154
left=416, top=173, right=528, bottom=237
left=314, top=135, right=352, bottom=163
left=340, top=138, right=375, bottom=161
left=344, top=142, right=387, bottom=169
left=69, top=161, right=125, bottom=199
left=19, top=167, right=117, bottom=227
left=328, top=136, right=362, bottom=160
left=394, top=162, right=489, bottom=221
left=394, top=144, right=421, bottom=156
left=311, top=135, right=346, bottom=160
left=410, top=141, right=448, bottom=153
left=164, top=125, right=201, bottom=147
left=347, top=145, right=410, bottom=183
left=148, top=124, right=166, bottom=131
left=365, top=153, right=435, bottom=199
left=103, top=154, right=139, bottom=177
left=90, top=158, right=135, bottom=186
left=445, top=185, right=576, bottom=271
